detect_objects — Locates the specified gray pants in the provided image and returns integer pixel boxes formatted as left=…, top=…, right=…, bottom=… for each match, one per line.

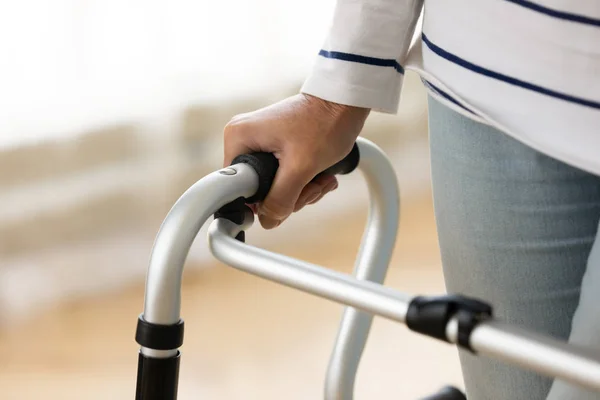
left=428, top=96, right=600, bottom=400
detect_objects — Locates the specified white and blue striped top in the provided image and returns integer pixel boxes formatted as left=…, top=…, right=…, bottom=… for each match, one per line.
left=301, top=0, right=600, bottom=176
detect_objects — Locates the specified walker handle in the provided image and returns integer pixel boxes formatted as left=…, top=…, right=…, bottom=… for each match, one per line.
left=230, top=142, right=360, bottom=203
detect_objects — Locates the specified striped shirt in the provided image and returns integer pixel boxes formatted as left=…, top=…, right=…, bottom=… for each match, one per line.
left=301, top=0, right=600, bottom=177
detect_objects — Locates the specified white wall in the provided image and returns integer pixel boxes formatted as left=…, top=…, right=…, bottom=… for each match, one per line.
left=0, top=0, right=337, bottom=148
left=0, top=1, right=429, bottom=325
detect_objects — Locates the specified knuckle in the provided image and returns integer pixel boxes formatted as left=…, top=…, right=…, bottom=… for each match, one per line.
left=223, top=120, right=240, bottom=140
left=287, top=153, right=317, bottom=177
left=223, top=114, right=250, bottom=136
left=223, top=117, right=252, bottom=157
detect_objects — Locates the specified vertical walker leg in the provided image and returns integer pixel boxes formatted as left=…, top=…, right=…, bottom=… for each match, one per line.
left=135, top=314, right=185, bottom=400
left=136, top=351, right=181, bottom=400
left=133, top=163, right=261, bottom=400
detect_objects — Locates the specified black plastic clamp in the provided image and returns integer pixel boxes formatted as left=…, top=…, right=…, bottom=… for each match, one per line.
left=135, top=314, right=185, bottom=351
left=213, top=197, right=250, bottom=243
left=406, top=294, right=493, bottom=353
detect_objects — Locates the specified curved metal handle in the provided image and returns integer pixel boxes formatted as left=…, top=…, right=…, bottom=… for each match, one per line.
left=323, top=139, right=400, bottom=400
left=137, top=137, right=388, bottom=355
left=140, top=161, right=260, bottom=358
left=136, top=138, right=398, bottom=391
left=135, top=159, right=262, bottom=400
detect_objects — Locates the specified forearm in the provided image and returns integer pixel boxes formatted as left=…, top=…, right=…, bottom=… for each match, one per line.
left=301, top=0, right=423, bottom=114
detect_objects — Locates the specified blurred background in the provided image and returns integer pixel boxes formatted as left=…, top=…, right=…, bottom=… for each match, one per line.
left=0, top=1, right=463, bottom=399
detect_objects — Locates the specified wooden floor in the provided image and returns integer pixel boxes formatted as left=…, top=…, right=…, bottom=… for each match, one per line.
left=0, top=193, right=464, bottom=400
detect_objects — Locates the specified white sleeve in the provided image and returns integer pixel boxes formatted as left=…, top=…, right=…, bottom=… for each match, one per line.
left=300, top=0, right=423, bottom=114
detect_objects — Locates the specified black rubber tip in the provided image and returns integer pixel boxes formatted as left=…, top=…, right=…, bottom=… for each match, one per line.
left=419, top=386, right=467, bottom=400
left=136, top=351, right=180, bottom=400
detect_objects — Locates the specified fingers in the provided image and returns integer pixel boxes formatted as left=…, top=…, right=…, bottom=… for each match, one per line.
left=257, top=156, right=315, bottom=229
left=248, top=173, right=338, bottom=227
left=308, top=179, right=338, bottom=205
left=294, top=176, right=338, bottom=213
left=294, top=181, right=324, bottom=212
left=294, top=175, right=335, bottom=210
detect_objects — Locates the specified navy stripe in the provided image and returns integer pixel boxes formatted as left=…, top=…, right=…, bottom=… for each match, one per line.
left=318, top=50, right=404, bottom=74
left=422, top=78, right=476, bottom=115
left=504, top=0, right=600, bottom=27
left=421, top=33, right=600, bottom=111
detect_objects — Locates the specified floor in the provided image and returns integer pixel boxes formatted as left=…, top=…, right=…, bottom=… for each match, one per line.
left=0, top=192, right=464, bottom=400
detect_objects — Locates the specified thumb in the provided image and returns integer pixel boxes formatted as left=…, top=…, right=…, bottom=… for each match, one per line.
left=257, top=157, right=314, bottom=229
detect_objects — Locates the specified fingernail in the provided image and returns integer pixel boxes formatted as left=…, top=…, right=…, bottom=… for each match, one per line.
left=260, top=215, right=281, bottom=229
left=258, top=205, right=285, bottom=220
left=307, top=194, right=322, bottom=205
left=323, top=181, right=338, bottom=193
left=320, top=175, right=336, bottom=186
left=295, top=188, right=320, bottom=211
left=305, top=191, right=321, bottom=204
left=307, top=183, right=337, bottom=206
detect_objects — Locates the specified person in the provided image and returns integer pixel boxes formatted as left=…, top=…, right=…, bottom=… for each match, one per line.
left=222, top=1, right=600, bottom=399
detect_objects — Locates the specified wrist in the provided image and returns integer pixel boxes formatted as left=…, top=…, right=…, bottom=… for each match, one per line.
left=301, top=93, right=370, bottom=120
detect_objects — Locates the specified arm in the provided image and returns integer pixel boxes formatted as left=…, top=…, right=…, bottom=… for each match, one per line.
left=223, top=0, right=424, bottom=229
left=302, top=0, right=424, bottom=113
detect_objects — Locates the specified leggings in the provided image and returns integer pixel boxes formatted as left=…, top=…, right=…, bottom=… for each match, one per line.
left=427, top=96, right=600, bottom=400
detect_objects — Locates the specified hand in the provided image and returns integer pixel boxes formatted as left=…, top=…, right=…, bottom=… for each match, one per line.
left=223, top=93, right=370, bottom=229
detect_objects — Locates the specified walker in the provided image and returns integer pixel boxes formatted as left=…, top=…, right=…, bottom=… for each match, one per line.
left=133, top=137, right=600, bottom=399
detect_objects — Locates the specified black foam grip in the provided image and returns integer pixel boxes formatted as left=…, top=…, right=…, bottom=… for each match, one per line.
left=419, top=386, right=467, bottom=400
left=231, top=142, right=360, bottom=204
left=230, top=152, right=279, bottom=204
left=318, top=141, right=360, bottom=177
